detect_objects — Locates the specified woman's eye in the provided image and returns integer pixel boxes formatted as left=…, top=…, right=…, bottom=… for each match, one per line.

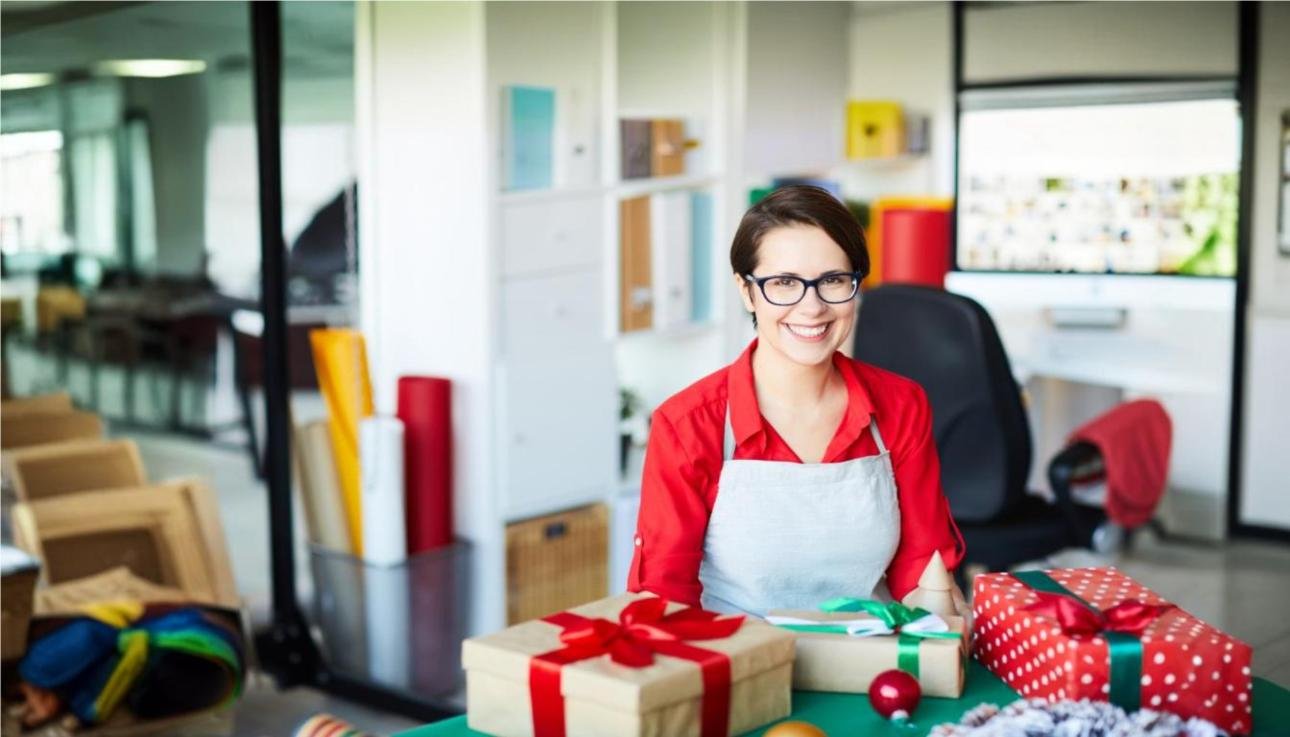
left=821, top=275, right=847, bottom=286
left=772, top=278, right=797, bottom=288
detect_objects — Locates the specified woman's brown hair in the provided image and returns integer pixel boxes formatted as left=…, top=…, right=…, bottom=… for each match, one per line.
left=729, top=185, right=869, bottom=279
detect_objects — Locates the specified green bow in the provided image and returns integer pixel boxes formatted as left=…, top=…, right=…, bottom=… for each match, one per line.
left=774, top=598, right=961, bottom=678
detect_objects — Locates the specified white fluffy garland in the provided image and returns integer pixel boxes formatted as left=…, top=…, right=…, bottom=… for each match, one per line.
left=928, top=699, right=1229, bottom=737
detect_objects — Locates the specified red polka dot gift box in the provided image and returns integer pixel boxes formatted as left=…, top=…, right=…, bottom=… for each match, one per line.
left=971, top=567, right=1254, bottom=735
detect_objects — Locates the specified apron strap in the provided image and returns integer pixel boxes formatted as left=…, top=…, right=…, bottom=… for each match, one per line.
left=868, top=416, right=888, bottom=454
left=728, top=407, right=888, bottom=458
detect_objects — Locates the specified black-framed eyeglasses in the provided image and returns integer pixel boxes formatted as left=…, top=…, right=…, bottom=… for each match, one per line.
left=743, top=271, right=862, bottom=306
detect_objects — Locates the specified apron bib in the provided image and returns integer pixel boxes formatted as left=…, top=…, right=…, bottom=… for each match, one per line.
left=698, top=405, right=901, bottom=617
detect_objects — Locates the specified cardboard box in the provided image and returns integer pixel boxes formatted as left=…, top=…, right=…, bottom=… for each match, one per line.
left=1, top=546, right=40, bottom=661
left=1, top=393, right=74, bottom=418
left=463, top=592, right=794, bottom=737
left=11, top=480, right=239, bottom=608
left=3, top=439, right=147, bottom=502
left=765, top=607, right=966, bottom=697
left=1, top=411, right=103, bottom=450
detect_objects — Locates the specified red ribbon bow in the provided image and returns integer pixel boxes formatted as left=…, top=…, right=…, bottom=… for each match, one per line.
left=1024, top=591, right=1173, bottom=637
left=530, top=597, right=745, bottom=737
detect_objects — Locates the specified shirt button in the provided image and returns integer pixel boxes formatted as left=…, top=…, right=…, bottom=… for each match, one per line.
left=634, top=536, right=642, bottom=546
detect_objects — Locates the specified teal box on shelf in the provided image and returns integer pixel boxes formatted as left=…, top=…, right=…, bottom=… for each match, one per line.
left=502, top=85, right=555, bottom=191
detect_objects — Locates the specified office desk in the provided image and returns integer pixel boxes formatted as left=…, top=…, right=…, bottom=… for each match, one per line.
left=395, top=661, right=1290, bottom=736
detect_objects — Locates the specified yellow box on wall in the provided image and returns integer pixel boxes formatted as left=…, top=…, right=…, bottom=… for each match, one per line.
left=847, top=100, right=905, bottom=159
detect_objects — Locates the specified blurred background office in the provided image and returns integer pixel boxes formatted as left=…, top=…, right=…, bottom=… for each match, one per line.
left=1, top=1, right=1287, bottom=733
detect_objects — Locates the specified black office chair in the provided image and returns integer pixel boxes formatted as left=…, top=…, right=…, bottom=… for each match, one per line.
left=853, top=284, right=1111, bottom=581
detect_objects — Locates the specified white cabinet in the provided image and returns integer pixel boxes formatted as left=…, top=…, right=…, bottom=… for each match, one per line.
left=496, top=352, right=617, bottom=521
left=501, top=196, right=603, bottom=278
left=500, top=270, right=605, bottom=359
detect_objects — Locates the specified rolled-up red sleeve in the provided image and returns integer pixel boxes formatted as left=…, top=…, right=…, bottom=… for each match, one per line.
left=627, top=412, right=712, bottom=607
left=884, top=384, right=965, bottom=602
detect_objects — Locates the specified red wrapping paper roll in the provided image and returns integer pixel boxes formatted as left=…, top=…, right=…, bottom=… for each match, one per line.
left=397, top=376, right=453, bottom=553
left=881, top=207, right=951, bottom=288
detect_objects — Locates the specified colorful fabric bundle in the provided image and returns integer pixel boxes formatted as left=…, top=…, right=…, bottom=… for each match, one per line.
left=18, top=604, right=243, bottom=725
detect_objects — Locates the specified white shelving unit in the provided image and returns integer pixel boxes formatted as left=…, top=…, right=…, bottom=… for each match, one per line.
left=358, top=0, right=852, bottom=637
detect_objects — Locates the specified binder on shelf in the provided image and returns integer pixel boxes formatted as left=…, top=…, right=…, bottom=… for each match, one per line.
left=650, top=119, right=686, bottom=177
left=503, top=85, right=556, bottom=191
left=619, top=119, right=652, bottom=180
left=618, top=195, right=653, bottom=333
left=650, top=190, right=693, bottom=330
left=690, top=191, right=714, bottom=323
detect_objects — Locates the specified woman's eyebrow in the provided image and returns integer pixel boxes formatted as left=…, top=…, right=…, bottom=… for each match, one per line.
left=765, top=270, right=849, bottom=278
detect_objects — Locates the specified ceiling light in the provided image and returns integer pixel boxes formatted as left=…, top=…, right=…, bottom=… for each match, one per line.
left=0, top=73, right=57, bottom=91
left=93, top=59, right=207, bottom=78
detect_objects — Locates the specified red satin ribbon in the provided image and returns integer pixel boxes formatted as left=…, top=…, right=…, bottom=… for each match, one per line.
left=528, top=597, right=744, bottom=737
left=1024, top=592, right=1173, bottom=637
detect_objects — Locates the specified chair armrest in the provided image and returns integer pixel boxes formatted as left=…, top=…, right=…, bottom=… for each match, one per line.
left=1047, top=441, right=1102, bottom=543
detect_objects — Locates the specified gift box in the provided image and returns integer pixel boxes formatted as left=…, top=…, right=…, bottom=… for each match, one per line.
left=766, top=599, right=966, bottom=697
left=461, top=592, right=794, bottom=737
left=972, top=567, right=1253, bottom=734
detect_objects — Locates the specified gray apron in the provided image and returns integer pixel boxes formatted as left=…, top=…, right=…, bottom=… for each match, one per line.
left=698, top=405, right=901, bottom=617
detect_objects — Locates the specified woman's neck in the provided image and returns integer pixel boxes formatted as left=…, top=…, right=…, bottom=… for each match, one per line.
left=751, top=341, right=839, bottom=411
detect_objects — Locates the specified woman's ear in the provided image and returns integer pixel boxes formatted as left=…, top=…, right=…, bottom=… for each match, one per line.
left=733, top=273, right=755, bottom=315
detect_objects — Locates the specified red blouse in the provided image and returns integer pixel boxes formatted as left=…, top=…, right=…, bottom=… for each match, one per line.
left=627, top=339, right=965, bottom=607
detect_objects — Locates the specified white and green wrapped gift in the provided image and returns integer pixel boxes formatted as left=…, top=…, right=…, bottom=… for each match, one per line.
left=765, top=598, right=966, bottom=697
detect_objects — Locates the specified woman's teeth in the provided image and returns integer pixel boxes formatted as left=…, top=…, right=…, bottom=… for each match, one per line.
left=786, top=323, right=828, bottom=338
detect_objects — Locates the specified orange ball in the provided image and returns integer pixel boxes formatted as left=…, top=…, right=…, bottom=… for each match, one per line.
left=764, top=721, right=828, bottom=737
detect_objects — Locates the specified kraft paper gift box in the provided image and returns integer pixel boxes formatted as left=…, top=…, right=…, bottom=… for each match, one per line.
left=973, top=567, right=1254, bottom=735
left=765, top=602, right=966, bottom=697
left=461, top=592, right=794, bottom=737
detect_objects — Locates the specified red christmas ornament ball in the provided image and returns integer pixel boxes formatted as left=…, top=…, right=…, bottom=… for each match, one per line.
left=868, top=669, right=921, bottom=720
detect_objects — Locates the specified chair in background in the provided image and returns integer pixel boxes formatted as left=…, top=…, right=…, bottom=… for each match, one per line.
left=852, top=284, right=1163, bottom=581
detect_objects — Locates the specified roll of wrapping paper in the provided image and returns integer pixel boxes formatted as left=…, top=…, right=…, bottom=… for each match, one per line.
left=396, top=376, right=453, bottom=553
left=359, top=416, right=406, bottom=566
left=294, top=419, right=353, bottom=554
left=310, top=329, right=374, bottom=555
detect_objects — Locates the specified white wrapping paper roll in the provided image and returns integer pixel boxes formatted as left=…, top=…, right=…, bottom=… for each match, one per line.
left=360, top=416, right=407, bottom=565
left=360, top=415, right=410, bottom=687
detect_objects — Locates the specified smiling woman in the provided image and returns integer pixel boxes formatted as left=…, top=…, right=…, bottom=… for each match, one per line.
left=628, top=185, right=967, bottom=619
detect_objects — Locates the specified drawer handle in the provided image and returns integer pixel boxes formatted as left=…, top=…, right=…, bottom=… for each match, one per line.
left=544, top=521, right=568, bottom=540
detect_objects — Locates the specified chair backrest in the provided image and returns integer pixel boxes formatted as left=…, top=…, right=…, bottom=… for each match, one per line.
left=4, top=438, right=147, bottom=502
left=853, top=284, right=1031, bottom=522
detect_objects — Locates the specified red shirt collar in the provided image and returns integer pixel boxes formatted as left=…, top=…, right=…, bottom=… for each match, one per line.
left=726, top=339, right=876, bottom=459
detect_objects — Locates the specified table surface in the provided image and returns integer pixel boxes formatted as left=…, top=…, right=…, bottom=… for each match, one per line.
left=395, top=662, right=1290, bottom=737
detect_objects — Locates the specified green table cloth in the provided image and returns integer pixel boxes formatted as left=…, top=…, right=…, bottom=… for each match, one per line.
left=395, top=661, right=1290, bottom=736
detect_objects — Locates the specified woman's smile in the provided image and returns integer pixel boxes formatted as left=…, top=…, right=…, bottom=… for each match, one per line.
left=783, top=321, right=832, bottom=342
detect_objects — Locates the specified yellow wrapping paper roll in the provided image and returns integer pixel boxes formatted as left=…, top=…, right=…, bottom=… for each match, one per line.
left=309, top=328, right=374, bottom=555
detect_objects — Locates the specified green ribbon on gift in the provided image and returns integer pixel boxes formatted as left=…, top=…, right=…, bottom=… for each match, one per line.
left=775, top=598, right=961, bottom=679
left=1012, top=570, right=1151, bottom=711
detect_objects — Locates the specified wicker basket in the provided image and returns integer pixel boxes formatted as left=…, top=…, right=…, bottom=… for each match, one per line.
left=505, top=503, right=608, bottom=624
